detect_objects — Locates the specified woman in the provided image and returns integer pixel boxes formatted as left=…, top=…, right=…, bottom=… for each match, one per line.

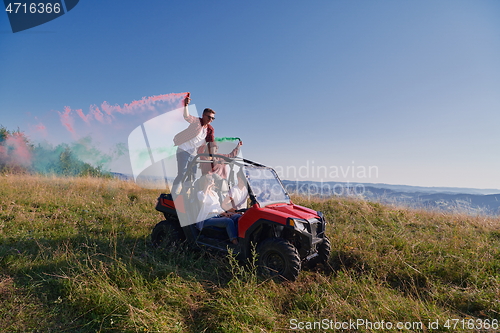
left=222, top=168, right=249, bottom=212
left=198, top=140, right=242, bottom=179
left=196, top=174, right=241, bottom=244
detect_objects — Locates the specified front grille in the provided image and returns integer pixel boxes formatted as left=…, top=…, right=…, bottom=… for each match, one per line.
left=307, top=218, right=321, bottom=237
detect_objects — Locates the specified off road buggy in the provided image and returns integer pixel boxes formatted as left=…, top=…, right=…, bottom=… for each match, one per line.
left=151, top=152, right=331, bottom=281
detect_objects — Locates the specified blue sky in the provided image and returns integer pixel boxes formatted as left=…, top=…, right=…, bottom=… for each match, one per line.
left=1, top=0, right=499, bottom=189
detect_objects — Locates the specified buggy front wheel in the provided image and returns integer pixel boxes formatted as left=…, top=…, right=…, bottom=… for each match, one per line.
left=256, top=238, right=301, bottom=281
left=307, top=236, right=331, bottom=269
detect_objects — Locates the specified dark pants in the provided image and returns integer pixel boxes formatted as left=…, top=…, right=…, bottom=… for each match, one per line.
left=202, top=214, right=241, bottom=241
left=171, top=148, right=196, bottom=195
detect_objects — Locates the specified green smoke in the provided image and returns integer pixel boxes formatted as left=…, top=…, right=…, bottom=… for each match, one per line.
left=215, top=137, right=240, bottom=142
left=152, top=145, right=178, bottom=157
left=132, top=140, right=238, bottom=171
left=131, top=145, right=177, bottom=171
left=28, top=136, right=128, bottom=176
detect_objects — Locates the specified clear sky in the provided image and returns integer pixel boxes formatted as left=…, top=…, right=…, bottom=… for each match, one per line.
left=1, top=0, right=499, bottom=190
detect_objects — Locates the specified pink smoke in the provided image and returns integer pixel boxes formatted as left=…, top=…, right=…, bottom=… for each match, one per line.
left=59, top=106, right=76, bottom=134
left=58, top=92, right=188, bottom=136
left=35, top=123, right=46, bottom=132
left=0, top=132, right=32, bottom=168
left=29, top=123, right=48, bottom=137
left=76, top=108, right=91, bottom=124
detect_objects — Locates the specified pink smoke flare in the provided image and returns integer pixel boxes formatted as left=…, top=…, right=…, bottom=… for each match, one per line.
left=57, top=92, right=189, bottom=135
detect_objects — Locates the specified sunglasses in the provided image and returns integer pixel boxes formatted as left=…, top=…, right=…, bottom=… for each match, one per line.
left=207, top=115, right=215, bottom=120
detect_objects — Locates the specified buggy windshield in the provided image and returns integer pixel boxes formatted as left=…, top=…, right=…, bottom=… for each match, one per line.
left=246, top=166, right=290, bottom=207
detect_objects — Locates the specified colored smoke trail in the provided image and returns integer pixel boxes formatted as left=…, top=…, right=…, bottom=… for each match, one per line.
left=34, top=123, right=46, bottom=132
left=66, top=136, right=127, bottom=170
left=58, top=92, right=189, bottom=136
left=215, top=137, right=241, bottom=142
left=28, top=123, right=48, bottom=139
left=130, top=145, right=178, bottom=173
left=6, top=92, right=191, bottom=176
left=0, top=132, right=32, bottom=168
left=45, top=92, right=189, bottom=175
left=0, top=128, right=127, bottom=175
left=59, top=106, right=76, bottom=135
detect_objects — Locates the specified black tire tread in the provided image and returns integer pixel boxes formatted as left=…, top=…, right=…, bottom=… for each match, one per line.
left=317, top=236, right=331, bottom=264
left=256, top=238, right=301, bottom=281
left=151, top=219, right=185, bottom=248
left=307, top=236, right=331, bottom=269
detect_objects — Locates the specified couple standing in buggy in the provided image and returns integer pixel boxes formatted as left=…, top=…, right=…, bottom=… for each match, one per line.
left=171, top=94, right=248, bottom=245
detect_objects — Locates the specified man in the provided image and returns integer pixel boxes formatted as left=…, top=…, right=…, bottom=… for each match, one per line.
left=171, top=94, right=216, bottom=194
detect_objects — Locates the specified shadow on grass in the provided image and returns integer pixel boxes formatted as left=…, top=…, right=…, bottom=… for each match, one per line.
left=0, top=233, right=236, bottom=332
left=328, top=249, right=371, bottom=274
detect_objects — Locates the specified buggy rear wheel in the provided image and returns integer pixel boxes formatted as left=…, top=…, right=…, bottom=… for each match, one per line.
left=151, top=218, right=185, bottom=248
left=256, top=238, right=300, bottom=281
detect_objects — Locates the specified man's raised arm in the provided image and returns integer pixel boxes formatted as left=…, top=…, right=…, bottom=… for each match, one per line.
left=183, top=93, right=191, bottom=120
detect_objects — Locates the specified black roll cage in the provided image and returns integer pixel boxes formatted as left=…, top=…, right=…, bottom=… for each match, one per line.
left=178, top=153, right=290, bottom=207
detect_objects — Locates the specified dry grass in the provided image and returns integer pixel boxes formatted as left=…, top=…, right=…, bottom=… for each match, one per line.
left=1, top=175, right=500, bottom=332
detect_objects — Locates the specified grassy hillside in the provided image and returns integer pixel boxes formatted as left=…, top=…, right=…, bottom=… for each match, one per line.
left=1, top=175, right=500, bottom=332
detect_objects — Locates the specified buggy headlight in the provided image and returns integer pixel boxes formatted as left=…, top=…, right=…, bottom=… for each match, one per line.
left=288, top=218, right=308, bottom=232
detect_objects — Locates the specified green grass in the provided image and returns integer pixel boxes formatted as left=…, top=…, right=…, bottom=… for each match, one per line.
left=1, top=174, right=500, bottom=332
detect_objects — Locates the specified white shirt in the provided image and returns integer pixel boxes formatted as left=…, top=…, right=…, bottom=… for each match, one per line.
left=178, top=126, right=207, bottom=155
left=196, top=190, right=221, bottom=229
left=228, top=185, right=248, bottom=210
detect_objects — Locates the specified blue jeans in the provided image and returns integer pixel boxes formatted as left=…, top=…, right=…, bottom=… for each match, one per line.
left=171, top=148, right=196, bottom=194
left=201, top=214, right=241, bottom=241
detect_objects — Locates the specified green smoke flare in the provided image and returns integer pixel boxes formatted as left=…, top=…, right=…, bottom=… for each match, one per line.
left=215, top=137, right=240, bottom=142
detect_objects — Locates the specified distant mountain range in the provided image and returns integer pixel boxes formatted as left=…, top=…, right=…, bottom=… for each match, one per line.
left=112, top=172, right=500, bottom=215
left=281, top=180, right=500, bottom=216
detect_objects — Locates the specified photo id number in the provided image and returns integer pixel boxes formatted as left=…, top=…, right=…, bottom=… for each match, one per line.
left=5, top=2, right=61, bottom=14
